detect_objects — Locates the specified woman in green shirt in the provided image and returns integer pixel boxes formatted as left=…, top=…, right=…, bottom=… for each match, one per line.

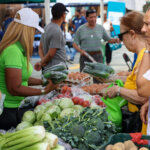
left=0, top=8, right=56, bottom=130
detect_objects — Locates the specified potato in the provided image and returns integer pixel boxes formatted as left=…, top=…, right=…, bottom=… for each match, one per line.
left=124, top=140, right=136, bottom=149
left=112, top=142, right=125, bottom=150
left=139, top=147, right=149, bottom=150
left=129, top=146, right=138, bottom=150
left=106, top=145, right=113, bottom=150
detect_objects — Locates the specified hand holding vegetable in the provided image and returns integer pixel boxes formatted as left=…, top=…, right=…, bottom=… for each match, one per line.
left=34, top=62, right=42, bottom=71
left=103, top=85, right=119, bottom=99
left=140, top=100, right=149, bottom=124
left=44, top=79, right=58, bottom=94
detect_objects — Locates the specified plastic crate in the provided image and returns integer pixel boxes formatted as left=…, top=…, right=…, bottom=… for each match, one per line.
left=99, top=133, right=150, bottom=150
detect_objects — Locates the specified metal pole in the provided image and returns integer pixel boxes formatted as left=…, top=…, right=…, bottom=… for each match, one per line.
left=100, top=0, right=104, bottom=25
left=44, top=0, right=50, bottom=25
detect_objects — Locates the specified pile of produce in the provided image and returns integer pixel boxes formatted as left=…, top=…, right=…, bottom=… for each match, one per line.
left=0, top=126, right=64, bottom=150
left=83, top=62, right=115, bottom=80
left=43, top=63, right=68, bottom=84
left=18, top=97, right=116, bottom=150
left=106, top=140, right=148, bottom=150
left=81, top=83, right=109, bottom=94
left=65, top=72, right=91, bottom=83
left=17, top=98, right=83, bottom=129
left=44, top=108, right=116, bottom=150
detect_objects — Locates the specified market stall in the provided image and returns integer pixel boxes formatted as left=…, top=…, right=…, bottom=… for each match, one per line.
left=0, top=61, right=150, bottom=150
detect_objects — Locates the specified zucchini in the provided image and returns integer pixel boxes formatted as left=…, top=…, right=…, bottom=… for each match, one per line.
left=61, top=70, right=69, bottom=75
left=83, top=66, right=110, bottom=79
left=44, top=72, right=52, bottom=79
left=51, top=76, right=67, bottom=84
left=44, top=64, right=67, bottom=72
left=84, top=62, right=115, bottom=74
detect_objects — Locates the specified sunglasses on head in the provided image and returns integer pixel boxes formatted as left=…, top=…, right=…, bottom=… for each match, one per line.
left=118, top=30, right=130, bottom=41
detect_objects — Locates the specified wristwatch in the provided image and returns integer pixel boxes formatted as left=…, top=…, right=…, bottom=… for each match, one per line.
left=144, top=50, right=150, bottom=54
left=41, top=89, right=45, bottom=95
left=117, top=87, right=121, bottom=96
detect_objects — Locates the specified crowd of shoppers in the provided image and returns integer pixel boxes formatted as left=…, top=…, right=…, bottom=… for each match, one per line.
left=1, top=2, right=150, bottom=137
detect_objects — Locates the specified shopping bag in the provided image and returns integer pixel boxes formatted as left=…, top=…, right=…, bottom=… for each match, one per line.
left=121, top=109, right=142, bottom=133
left=101, top=80, right=127, bottom=131
left=109, top=31, right=122, bottom=51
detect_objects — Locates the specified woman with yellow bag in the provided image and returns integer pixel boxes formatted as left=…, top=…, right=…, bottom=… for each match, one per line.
left=103, top=11, right=148, bottom=134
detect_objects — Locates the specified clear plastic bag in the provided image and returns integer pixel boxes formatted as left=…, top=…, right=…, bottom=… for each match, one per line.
left=19, top=90, right=58, bottom=108
left=0, top=93, right=5, bottom=115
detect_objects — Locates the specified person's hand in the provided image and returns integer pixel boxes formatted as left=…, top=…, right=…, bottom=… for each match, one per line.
left=116, top=38, right=121, bottom=43
left=103, top=85, right=119, bottom=99
left=140, top=101, right=149, bottom=124
left=81, top=50, right=86, bottom=56
left=34, top=62, right=42, bottom=71
left=44, top=79, right=58, bottom=93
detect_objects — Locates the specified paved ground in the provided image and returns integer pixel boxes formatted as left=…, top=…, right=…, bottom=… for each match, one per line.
left=31, top=45, right=134, bottom=79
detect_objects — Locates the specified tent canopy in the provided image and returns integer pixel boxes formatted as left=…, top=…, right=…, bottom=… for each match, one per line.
left=0, top=0, right=51, bottom=4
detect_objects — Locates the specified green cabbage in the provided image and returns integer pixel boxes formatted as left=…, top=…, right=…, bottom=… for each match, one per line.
left=22, top=111, right=35, bottom=124
left=53, top=99, right=61, bottom=105
left=16, top=121, right=32, bottom=131
left=34, top=105, right=46, bottom=114
left=59, top=98, right=74, bottom=109
left=41, top=113, right=52, bottom=122
left=60, top=108, right=74, bottom=118
left=46, top=105, right=61, bottom=118
left=44, top=101, right=53, bottom=108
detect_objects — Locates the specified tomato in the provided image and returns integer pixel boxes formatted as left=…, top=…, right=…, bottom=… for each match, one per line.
left=78, top=98, right=84, bottom=105
left=57, top=94, right=65, bottom=98
left=37, top=99, right=49, bottom=105
left=82, top=101, right=90, bottom=107
left=72, top=97, right=79, bottom=104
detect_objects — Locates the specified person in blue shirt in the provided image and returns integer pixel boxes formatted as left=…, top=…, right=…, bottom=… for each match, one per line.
left=72, top=7, right=87, bottom=32
left=70, top=7, right=87, bottom=61
left=2, top=9, right=13, bottom=33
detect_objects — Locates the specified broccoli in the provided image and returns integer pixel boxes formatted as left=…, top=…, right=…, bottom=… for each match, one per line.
left=85, top=131, right=102, bottom=145
left=78, top=143, right=89, bottom=150
left=70, top=124, right=85, bottom=138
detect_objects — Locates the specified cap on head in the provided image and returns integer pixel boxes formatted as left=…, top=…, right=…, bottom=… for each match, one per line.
left=14, top=8, right=44, bottom=33
left=52, top=3, right=68, bottom=19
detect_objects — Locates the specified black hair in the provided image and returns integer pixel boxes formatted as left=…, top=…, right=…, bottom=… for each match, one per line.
left=52, top=11, right=64, bottom=20
left=86, top=9, right=96, bottom=17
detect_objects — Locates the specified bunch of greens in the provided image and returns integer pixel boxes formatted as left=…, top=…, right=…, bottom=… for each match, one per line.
left=44, top=108, right=116, bottom=150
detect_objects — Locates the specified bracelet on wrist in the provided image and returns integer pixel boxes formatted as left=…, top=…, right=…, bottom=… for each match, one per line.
left=41, top=89, right=45, bottom=95
left=144, top=50, right=150, bottom=54
left=117, top=87, right=121, bottom=96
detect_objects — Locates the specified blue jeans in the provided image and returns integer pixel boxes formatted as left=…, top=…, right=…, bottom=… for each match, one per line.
left=65, top=45, right=77, bottom=61
left=70, top=48, right=77, bottom=60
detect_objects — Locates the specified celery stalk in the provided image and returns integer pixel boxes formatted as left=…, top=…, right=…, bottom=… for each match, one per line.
left=43, top=132, right=58, bottom=148
left=2, top=126, right=45, bottom=150
left=22, top=142, right=50, bottom=150
left=52, top=145, right=65, bottom=150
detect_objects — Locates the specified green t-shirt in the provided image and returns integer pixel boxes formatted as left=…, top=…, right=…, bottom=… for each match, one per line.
left=0, top=41, right=33, bottom=108
left=74, top=24, right=111, bottom=52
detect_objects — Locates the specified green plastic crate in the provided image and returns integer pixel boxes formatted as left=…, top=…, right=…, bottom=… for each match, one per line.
left=99, top=133, right=150, bottom=150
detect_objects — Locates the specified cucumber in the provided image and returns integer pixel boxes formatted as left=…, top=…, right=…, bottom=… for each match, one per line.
left=47, top=64, right=67, bottom=72
left=61, top=70, right=69, bottom=75
left=51, top=76, right=67, bottom=84
left=84, top=62, right=115, bottom=74
left=83, top=66, right=110, bottom=79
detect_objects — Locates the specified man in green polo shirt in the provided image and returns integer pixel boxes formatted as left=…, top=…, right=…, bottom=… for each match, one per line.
left=73, top=9, right=119, bottom=73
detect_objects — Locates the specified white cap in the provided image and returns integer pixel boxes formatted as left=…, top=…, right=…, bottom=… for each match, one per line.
left=14, top=8, right=44, bottom=33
